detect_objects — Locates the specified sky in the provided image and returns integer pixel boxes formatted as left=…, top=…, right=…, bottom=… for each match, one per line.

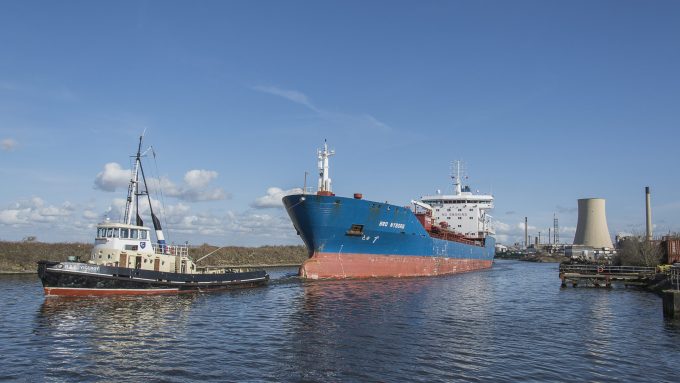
left=1, top=0, right=679, bottom=247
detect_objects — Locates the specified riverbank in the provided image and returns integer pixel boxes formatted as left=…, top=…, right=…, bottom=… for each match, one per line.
left=0, top=241, right=308, bottom=273
left=496, top=252, right=569, bottom=263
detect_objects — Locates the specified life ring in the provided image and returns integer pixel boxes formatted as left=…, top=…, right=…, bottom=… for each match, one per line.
left=597, top=266, right=604, bottom=273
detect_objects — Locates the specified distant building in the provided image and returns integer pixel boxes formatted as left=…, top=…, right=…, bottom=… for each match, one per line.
left=662, top=237, right=680, bottom=264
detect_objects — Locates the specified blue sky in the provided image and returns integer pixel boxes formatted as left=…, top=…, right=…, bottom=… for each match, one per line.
left=1, top=0, right=679, bottom=246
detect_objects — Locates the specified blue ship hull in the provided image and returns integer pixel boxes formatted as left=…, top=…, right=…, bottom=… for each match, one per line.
left=283, top=194, right=495, bottom=279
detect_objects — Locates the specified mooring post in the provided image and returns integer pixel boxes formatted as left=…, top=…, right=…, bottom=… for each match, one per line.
left=662, top=290, right=680, bottom=319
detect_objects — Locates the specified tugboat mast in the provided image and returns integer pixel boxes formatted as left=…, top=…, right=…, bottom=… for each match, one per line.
left=123, top=136, right=143, bottom=225
left=122, top=134, right=167, bottom=251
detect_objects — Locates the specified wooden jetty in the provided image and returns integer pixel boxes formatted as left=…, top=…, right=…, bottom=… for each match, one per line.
left=559, top=264, right=657, bottom=288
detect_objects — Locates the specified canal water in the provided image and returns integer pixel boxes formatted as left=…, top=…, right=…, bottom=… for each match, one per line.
left=1, top=260, right=679, bottom=382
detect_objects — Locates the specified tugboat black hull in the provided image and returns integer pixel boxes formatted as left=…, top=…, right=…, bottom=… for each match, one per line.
left=37, top=261, right=269, bottom=296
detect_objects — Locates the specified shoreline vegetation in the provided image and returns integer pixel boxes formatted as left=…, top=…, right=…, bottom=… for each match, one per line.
left=0, top=240, right=308, bottom=274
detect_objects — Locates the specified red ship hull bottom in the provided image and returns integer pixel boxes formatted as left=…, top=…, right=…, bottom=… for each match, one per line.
left=300, top=252, right=493, bottom=280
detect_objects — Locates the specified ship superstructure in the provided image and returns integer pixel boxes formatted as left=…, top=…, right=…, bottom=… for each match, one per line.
left=419, top=161, right=494, bottom=239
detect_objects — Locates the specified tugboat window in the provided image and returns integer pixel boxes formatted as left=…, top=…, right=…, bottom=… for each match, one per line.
left=121, top=228, right=129, bottom=238
left=131, top=229, right=138, bottom=239
left=106, top=228, right=113, bottom=237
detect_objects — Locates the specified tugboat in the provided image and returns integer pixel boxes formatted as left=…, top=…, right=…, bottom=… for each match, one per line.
left=37, top=135, right=269, bottom=296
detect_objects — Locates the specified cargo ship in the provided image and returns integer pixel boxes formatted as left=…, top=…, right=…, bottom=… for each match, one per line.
left=282, top=141, right=495, bottom=279
left=37, top=135, right=269, bottom=296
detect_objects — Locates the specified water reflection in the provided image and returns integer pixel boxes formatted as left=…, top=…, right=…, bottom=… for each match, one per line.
left=1, top=263, right=679, bottom=382
left=35, top=295, right=198, bottom=381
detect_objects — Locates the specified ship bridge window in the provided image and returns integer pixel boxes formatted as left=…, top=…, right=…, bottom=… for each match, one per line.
left=140, top=231, right=149, bottom=239
left=112, top=228, right=120, bottom=238
left=106, top=228, right=114, bottom=238
left=346, top=224, right=364, bottom=236
left=121, top=228, right=129, bottom=238
left=97, top=228, right=105, bottom=238
left=131, top=229, right=138, bottom=239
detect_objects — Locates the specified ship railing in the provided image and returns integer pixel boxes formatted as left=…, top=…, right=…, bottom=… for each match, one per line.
left=559, top=264, right=657, bottom=276
left=302, top=187, right=316, bottom=195
left=152, top=243, right=189, bottom=257
left=671, top=264, right=680, bottom=291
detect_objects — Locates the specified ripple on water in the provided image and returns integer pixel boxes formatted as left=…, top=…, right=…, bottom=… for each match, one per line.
left=1, top=263, right=680, bottom=382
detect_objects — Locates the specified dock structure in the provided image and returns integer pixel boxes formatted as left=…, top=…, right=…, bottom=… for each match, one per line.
left=663, top=265, right=680, bottom=318
left=559, top=264, right=657, bottom=288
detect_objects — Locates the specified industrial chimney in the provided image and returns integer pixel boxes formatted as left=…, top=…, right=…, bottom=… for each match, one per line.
left=573, top=198, right=613, bottom=249
left=645, top=186, right=652, bottom=241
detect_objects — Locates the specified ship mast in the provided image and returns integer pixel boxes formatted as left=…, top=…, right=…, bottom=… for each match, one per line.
left=317, top=139, right=335, bottom=193
left=452, top=160, right=462, bottom=195
left=123, top=136, right=143, bottom=225
left=123, top=134, right=167, bottom=252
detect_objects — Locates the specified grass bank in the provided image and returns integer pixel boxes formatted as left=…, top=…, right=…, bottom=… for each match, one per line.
left=0, top=241, right=308, bottom=273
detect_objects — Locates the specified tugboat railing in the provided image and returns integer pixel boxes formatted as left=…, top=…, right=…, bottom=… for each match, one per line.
left=152, top=243, right=189, bottom=257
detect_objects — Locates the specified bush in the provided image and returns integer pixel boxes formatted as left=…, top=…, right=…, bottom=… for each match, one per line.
left=614, top=237, right=663, bottom=267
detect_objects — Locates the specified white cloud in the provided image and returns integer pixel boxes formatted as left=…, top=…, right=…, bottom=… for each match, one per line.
left=184, top=169, right=218, bottom=188
left=253, top=85, right=391, bottom=132
left=252, top=85, right=318, bottom=112
left=94, top=163, right=227, bottom=202
left=83, top=210, right=99, bottom=220
left=0, top=198, right=76, bottom=226
left=158, top=170, right=228, bottom=202
left=94, top=163, right=131, bottom=192
left=134, top=202, right=296, bottom=242
left=104, top=198, right=128, bottom=221
left=1, top=138, right=17, bottom=151
left=251, top=187, right=303, bottom=209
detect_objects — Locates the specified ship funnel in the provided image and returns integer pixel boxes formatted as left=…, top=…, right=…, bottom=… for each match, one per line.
left=573, top=198, right=613, bottom=248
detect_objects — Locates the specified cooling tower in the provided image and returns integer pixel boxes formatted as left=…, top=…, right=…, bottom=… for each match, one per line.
left=573, top=198, right=613, bottom=248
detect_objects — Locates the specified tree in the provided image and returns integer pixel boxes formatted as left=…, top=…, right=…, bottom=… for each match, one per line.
left=615, top=236, right=662, bottom=267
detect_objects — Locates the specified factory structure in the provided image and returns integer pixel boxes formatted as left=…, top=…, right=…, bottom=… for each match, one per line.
left=566, top=198, right=615, bottom=261
left=508, top=186, right=680, bottom=265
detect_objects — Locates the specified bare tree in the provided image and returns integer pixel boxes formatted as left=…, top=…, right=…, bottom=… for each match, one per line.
left=615, top=236, right=662, bottom=266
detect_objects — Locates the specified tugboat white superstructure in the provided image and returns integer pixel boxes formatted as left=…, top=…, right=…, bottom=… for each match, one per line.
left=37, top=135, right=269, bottom=296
